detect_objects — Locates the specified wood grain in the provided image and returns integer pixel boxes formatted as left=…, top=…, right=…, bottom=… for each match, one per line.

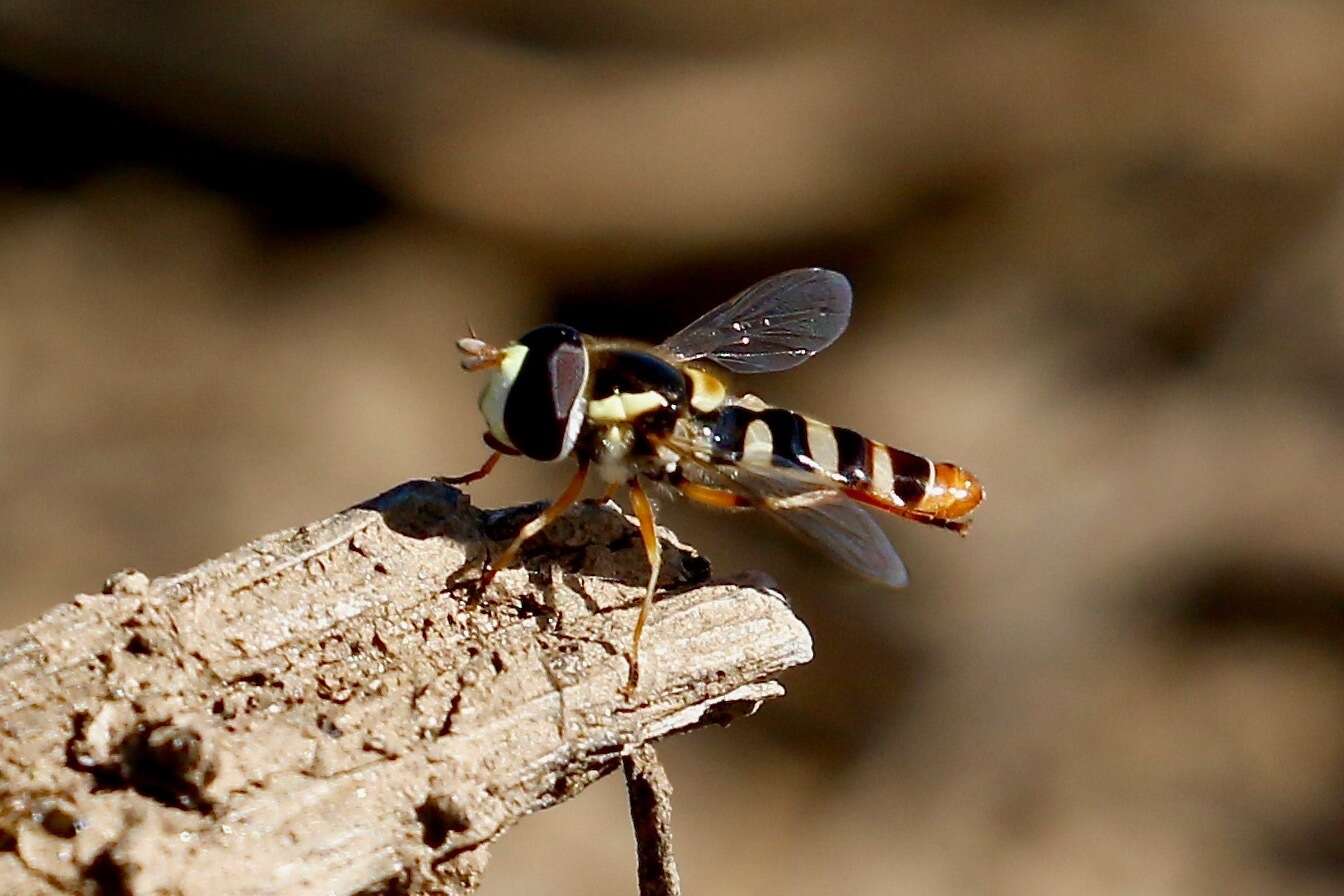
left=0, top=480, right=812, bottom=895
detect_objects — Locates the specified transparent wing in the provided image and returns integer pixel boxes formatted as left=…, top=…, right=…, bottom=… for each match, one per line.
left=667, top=439, right=908, bottom=587
left=767, top=491, right=908, bottom=587
left=659, top=268, right=852, bottom=374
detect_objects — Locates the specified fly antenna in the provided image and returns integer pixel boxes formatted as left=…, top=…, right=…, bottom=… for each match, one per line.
left=457, top=324, right=502, bottom=370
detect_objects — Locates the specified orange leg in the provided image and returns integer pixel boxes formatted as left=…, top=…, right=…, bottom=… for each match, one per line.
left=681, top=479, right=843, bottom=513
left=676, top=481, right=752, bottom=510
left=436, top=451, right=502, bottom=485
left=597, top=480, right=623, bottom=504
left=480, top=462, right=590, bottom=588
left=624, top=478, right=663, bottom=695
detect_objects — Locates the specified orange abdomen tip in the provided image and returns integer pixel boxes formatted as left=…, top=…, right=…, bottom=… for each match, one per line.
left=918, top=462, right=984, bottom=524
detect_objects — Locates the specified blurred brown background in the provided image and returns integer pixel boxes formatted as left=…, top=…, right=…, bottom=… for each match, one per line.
left=3, top=2, right=1344, bottom=893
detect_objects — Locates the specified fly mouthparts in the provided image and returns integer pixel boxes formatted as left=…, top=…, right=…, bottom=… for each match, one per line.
left=456, top=337, right=502, bottom=371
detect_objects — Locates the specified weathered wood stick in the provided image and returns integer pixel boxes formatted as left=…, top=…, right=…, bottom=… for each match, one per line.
left=0, top=480, right=812, bottom=895
left=623, top=744, right=682, bottom=896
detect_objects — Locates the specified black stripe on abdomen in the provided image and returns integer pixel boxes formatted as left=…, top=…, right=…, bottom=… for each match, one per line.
left=709, top=406, right=876, bottom=483
left=708, top=406, right=812, bottom=470
left=709, top=405, right=752, bottom=461
left=886, top=446, right=931, bottom=505
left=706, top=404, right=932, bottom=507
left=759, top=409, right=809, bottom=469
left=831, top=427, right=870, bottom=484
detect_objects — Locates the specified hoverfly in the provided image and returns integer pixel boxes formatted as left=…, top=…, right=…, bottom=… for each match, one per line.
left=450, top=269, right=982, bottom=689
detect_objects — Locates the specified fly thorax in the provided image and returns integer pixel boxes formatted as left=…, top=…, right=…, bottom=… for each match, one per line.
left=478, top=324, right=589, bottom=461
left=685, top=367, right=727, bottom=413
left=584, top=349, right=687, bottom=440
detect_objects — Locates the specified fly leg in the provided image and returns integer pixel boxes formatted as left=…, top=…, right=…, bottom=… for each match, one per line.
left=674, top=481, right=753, bottom=509
left=435, top=450, right=502, bottom=486
left=896, top=512, right=972, bottom=535
left=677, top=480, right=838, bottom=512
left=624, top=477, right=662, bottom=696
left=479, top=461, right=590, bottom=590
left=761, top=490, right=842, bottom=511
left=437, top=432, right=522, bottom=486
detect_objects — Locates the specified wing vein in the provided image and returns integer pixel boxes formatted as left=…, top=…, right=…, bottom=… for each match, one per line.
left=658, top=268, right=853, bottom=374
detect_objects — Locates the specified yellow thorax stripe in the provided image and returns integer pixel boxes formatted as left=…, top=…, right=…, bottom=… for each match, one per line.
left=587, top=390, right=669, bottom=423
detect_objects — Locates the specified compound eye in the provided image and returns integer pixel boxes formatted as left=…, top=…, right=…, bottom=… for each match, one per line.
left=519, top=324, right=579, bottom=345
left=503, top=325, right=589, bottom=461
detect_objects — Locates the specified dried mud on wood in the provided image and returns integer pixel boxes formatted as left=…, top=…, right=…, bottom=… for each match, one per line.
left=623, top=743, right=682, bottom=896
left=0, top=480, right=812, bottom=895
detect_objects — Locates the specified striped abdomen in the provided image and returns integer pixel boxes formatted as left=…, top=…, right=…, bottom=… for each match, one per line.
left=707, top=404, right=983, bottom=526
